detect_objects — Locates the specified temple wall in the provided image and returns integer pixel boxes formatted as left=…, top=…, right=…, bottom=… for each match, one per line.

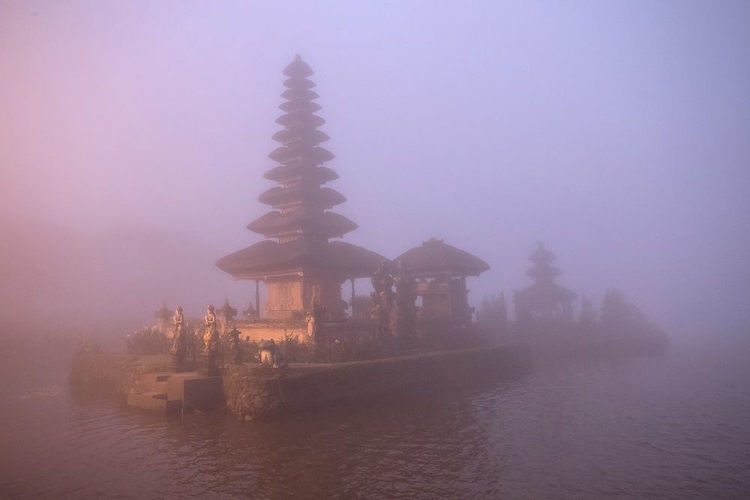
left=233, top=320, right=310, bottom=343
left=266, top=276, right=304, bottom=319
left=265, top=273, right=347, bottom=321
left=70, top=346, right=532, bottom=421
left=223, top=345, right=532, bottom=421
left=69, top=352, right=173, bottom=400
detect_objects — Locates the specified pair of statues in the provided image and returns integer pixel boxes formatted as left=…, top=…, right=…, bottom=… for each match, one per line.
left=170, top=305, right=221, bottom=374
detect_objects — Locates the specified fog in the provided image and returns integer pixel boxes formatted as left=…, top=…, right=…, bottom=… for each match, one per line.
left=2, top=1, right=749, bottom=339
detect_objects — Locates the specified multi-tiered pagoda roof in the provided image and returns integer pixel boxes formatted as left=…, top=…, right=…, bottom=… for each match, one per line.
left=217, top=56, right=385, bottom=280
left=515, top=242, right=576, bottom=307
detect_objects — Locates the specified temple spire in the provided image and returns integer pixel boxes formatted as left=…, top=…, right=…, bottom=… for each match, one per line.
left=247, top=55, right=357, bottom=243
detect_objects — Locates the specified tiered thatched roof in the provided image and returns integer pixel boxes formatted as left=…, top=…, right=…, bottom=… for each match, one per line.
left=217, top=56, right=386, bottom=279
left=394, top=238, right=490, bottom=277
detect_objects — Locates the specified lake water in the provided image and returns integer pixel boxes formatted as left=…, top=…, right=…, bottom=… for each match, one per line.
left=2, top=335, right=749, bottom=499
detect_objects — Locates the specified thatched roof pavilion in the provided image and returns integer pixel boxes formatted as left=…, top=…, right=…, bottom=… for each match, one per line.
left=393, top=238, right=489, bottom=327
left=394, top=238, right=490, bottom=278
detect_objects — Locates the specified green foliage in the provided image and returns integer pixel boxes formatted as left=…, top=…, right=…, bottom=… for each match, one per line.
left=278, top=332, right=312, bottom=363
left=125, top=327, right=170, bottom=355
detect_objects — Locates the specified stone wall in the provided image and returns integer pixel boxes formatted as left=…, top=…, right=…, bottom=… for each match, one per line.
left=223, top=345, right=531, bottom=421
left=233, top=320, right=308, bottom=343
left=69, top=352, right=172, bottom=400
left=70, top=346, right=532, bottom=420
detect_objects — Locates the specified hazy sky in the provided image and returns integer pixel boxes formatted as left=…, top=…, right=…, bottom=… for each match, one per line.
left=1, top=1, right=749, bottom=335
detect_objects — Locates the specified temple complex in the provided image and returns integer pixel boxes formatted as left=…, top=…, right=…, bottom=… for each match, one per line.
left=514, top=242, right=576, bottom=325
left=216, top=56, right=386, bottom=322
left=394, top=238, right=490, bottom=332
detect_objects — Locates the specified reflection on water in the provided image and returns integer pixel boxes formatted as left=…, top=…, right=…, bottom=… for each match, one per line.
left=2, top=338, right=750, bottom=499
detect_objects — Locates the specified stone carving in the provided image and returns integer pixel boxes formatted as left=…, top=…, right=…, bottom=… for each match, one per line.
left=258, top=339, right=287, bottom=369
left=370, top=261, right=395, bottom=336
left=307, top=298, right=323, bottom=340
left=394, top=262, right=417, bottom=342
left=227, top=327, right=243, bottom=364
left=202, top=305, right=220, bottom=376
left=170, top=306, right=188, bottom=371
left=203, top=305, right=218, bottom=350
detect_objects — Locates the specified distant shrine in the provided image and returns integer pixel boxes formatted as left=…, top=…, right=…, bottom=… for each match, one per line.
left=514, top=242, right=576, bottom=324
left=216, top=56, right=386, bottom=321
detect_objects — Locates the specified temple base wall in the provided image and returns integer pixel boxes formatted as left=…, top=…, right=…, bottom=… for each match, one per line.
left=233, top=320, right=310, bottom=343
left=70, top=346, right=533, bottom=421
left=223, top=345, right=532, bottom=420
left=264, top=272, right=346, bottom=321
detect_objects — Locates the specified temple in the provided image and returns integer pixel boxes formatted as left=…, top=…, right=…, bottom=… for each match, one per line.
left=216, top=56, right=386, bottom=321
left=514, top=242, right=576, bottom=325
left=395, top=238, right=490, bottom=332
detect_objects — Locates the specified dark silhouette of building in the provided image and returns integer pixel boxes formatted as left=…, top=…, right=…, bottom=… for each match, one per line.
left=514, top=242, right=576, bottom=325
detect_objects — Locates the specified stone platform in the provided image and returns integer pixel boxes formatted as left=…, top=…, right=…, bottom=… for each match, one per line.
left=126, top=371, right=224, bottom=415
left=71, top=345, right=533, bottom=420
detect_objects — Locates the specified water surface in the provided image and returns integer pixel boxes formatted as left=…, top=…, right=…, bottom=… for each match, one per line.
left=2, top=337, right=749, bottom=499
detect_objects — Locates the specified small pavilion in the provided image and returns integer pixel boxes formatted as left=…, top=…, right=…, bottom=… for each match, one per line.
left=514, top=242, right=576, bottom=324
left=217, top=56, right=387, bottom=321
left=394, top=238, right=490, bottom=328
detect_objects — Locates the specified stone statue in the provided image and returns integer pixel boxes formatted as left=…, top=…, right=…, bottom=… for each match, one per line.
left=371, top=261, right=394, bottom=296
left=227, top=327, right=243, bottom=364
left=202, top=305, right=220, bottom=376
left=173, top=306, right=184, bottom=336
left=203, top=305, right=218, bottom=351
left=370, top=261, right=395, bottom=337
left=258, top=339, right=287, bottom=369
left=306, top=311, right=317, bottom=339
left=394, top=262, right=417, bottom=342
left=170, top=306, right=188, bottom=371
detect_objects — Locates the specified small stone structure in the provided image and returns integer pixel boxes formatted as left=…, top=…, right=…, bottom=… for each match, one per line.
left=227, top=327, right=243, bottom=364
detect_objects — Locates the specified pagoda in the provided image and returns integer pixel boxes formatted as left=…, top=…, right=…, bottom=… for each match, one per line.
left=217, top=56, right=386, bottom=320
left=514, top=242, right=576, bottom=324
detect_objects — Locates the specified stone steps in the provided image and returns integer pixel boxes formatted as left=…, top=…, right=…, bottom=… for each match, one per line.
left=127, top=371, right=224, bottom=415
left=126, top=390, right=181, bottom=414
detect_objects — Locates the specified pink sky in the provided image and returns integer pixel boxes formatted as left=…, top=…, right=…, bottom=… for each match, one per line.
left=2, top=1, right=749, bottom=336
